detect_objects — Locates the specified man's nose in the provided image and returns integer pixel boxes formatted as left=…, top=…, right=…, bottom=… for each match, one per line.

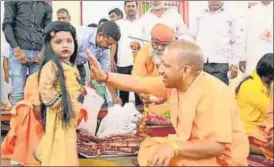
left=157, top=45, right=165, bottom=51
left=62, top=42, right=69, bottom=48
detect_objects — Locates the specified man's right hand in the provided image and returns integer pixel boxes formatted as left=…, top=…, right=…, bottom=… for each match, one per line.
left=87, top=49, right=107, bottom=81
left=31, top=53, right=42, bottom=63
left=14, top=47, right=29, bottom=64
left=110, top=58, right=117, bottom=72
left=4, top=73, right=10, bottom=83
left=130, top=41, right=140, bottom=61
left=139, top=93, right=150, bottom=104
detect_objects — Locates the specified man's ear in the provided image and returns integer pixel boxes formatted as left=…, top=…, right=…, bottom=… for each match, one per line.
left=179, top=68, right=184, bottom=78
left=97, top=32, right=104, bottom=38
left=98, top=32, right=104, bottom=36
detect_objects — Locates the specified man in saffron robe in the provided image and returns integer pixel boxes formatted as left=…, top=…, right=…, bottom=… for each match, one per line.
left=87, top=40, right=249, bottom=166
left=132, top=23, right=175, bottom=121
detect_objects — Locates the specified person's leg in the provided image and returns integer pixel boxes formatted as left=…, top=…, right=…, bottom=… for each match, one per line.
left=9, top=51, right=28, bottom=106
left=135, top=93, right=143, bottom=106
left=117, top=66, right=130, bottom=105
left=203, top=63, right=229, bottom=85
left=77, top=64, right=86, bottom=85
left=1, top=57, right=9, bottom=106
left=84, top=62, right=91, bottom=84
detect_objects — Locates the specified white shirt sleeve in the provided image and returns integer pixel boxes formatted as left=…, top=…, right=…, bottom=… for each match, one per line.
left=180, top=13, right=200, bottom=43
left=131, top=17, right=146, bottom=46
left=174, top=10, right=189, bottom=39
left=230, top=13, right=245, bottom=66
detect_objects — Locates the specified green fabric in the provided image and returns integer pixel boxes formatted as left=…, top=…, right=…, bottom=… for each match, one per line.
left=142, top=2, right=152, bottom=14
left=162, top=111, right=171, bottom=120
left=91, top=80, right=106, bottom=99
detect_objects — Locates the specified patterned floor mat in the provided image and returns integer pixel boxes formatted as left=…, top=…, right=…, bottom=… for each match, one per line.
left=248, top=154, right=273, bottom=167
left=131, top=154, right=274, bottom=167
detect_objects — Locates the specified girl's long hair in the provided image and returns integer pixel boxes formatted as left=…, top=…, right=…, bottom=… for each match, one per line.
left=39, top=21, right=78, bottom=127
left=236, top=53, right=274, bottom=95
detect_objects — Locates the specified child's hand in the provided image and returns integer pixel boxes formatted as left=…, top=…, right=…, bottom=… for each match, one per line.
left=4, top=72, right=10, bottom=83
left=113, top=96, right=122, bottom=105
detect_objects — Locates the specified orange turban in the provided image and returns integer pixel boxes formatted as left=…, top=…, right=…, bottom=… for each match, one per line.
left=151, top=23, right=176, bottom=42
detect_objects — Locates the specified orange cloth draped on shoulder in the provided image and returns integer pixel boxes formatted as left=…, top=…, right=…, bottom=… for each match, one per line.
left=137, top=72, right=249, bottom=166
left=1, top=73, right=44, bottom=165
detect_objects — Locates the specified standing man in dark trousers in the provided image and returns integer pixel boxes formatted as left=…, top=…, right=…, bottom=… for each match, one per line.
left=2, top=1, right=52, bottom=106
left=184, top=1, right=244, bottom=85
left=115, top=1, right=143, bottom=105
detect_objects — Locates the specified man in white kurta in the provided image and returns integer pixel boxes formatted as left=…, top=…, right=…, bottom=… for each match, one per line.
left=244, top=1, right=273, bottom=76
left=183, top=1, right=245, bottom=85
left=135, top=1, right=188, bottom=41
left=115, top=1, right=142, bottom=105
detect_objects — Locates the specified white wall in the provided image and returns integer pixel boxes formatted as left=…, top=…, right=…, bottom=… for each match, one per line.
left=82, top=1, right=124, bottom=26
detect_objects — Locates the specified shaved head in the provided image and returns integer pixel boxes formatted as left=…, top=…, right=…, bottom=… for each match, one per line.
left=159, top=40, right=204, bottom=90
left=165, top=40, right=204, bottom=71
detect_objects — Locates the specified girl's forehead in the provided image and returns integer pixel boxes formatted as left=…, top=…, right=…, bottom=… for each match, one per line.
left=52, top=31, right=73, bottom=38
left=54, top=31, right=71, bottom=35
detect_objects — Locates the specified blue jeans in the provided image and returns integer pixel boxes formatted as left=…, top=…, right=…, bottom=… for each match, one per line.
left=9, top=49, right=40, bottom=106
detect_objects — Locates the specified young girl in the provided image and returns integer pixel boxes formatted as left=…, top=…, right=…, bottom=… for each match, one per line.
left=34, top=21, right=83, bottom=166
left=236, top=53, right=273, bottom=158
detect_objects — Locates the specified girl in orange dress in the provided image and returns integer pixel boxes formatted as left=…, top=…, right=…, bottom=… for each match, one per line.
left=1, top=73, right=44, bottom=166
left=33, top=21, right=85, bottom=166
